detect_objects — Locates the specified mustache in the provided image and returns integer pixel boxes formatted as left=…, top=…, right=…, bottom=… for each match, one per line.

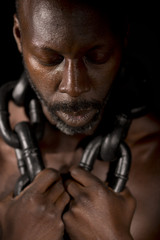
left=46, top=99, right=103, bottom=113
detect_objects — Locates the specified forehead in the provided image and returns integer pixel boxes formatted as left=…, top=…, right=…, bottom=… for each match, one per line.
left=20, top=0, right=118, bottom=51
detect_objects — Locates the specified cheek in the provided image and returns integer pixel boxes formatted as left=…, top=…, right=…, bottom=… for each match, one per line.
left=23, top=54, right=63, bottom=98
left=87, top=53, right=122, bottom=99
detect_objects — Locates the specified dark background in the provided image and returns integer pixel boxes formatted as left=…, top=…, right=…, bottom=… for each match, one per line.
left=1, top=1, right=160, bottom=110
left=3, top=0, right=23, bottom=82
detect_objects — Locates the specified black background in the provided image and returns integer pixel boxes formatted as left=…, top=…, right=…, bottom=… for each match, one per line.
left=1, top=1, right=160, bottom=110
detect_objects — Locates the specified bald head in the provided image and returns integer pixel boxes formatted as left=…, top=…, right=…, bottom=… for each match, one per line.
left=15, top=0, right=128, bottom=38
left=13, top=0, right=127, bottom=135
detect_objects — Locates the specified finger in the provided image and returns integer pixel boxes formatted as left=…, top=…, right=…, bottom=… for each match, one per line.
left=120, top=187, right=136, bottom=208
left=55, top=191, right=70, bottom=212
left=65, top=179, right=83, bottom=198
left=119, top=187, right=134, bottom=197
left=69, top=166, right=101, bottom=187
left=46, top=180, right=65, bottom=202
left=24, top=168, right=61, bottom=194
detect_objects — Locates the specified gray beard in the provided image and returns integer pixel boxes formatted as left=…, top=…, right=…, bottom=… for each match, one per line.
left=24, top=68, right=108, bottom=136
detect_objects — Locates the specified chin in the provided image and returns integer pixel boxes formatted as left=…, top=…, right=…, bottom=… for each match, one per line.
left=43, top=105, right=102, bottom=136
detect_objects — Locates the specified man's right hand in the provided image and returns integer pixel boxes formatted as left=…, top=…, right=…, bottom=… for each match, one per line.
left=0, top=168, right=70, bottom=240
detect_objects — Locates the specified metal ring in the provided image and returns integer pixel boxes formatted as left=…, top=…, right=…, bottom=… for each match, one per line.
left=0, top=81, right=20, bottom=148
left=12, top=72, right=29, bottom=106
left=0, top=79, right=45, bottom=147
left=107, top=141, right=131, bottom=193
left=100, top=113, right=131, bottom=162
left=79, top=136, right=103, bottom=171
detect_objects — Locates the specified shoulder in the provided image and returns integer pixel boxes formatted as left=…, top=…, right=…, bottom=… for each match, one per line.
left=127, top=113, right=160, bottom=239
left=126, top=112, right=160, bottom=176
left=126, top=112, right=160, bottom=148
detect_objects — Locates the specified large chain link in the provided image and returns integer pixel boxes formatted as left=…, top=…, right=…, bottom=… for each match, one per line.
left=79, top=113, right=132, bottom=192
left=0, top=72, right=149, bottom=240
left=0, top=74, right=45, bottom=196
left=0, top=72, right=148, bottom=195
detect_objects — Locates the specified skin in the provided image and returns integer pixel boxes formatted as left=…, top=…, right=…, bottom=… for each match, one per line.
left=14, top=0, right=124, bottom=136
left=0, top=0, right=160, bottom=239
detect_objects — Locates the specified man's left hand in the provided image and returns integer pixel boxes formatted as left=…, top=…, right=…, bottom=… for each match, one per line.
left=63, top=166, right=136, bottom=240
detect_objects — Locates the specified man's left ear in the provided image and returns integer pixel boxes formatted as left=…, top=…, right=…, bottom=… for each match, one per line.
left=13, top=14, right=22, bottom=53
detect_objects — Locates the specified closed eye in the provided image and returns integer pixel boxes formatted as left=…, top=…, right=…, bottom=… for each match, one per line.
left=31, top=46, right=64, bottom=67
left=37, top=55, right=64, bottom=66
left=84, top=47, right=113, bottom=65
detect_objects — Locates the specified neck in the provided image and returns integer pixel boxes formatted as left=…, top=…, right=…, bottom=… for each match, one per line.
left=39, top=118, right=89, bottom=153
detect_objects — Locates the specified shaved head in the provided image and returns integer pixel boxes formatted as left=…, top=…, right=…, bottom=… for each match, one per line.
left=13, top=0, right=127, bottom=135
left=15, top=0, right=128, bottom=38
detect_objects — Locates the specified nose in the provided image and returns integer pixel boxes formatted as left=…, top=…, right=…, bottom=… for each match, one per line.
left=59, top=59, right=91, bottom=97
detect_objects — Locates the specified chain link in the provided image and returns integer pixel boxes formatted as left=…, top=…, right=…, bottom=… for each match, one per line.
left=79, top=117, right=132, bottom=192
left=0, top=73, right=147, bottom=195
left=0, top=74, right=45, bottom=195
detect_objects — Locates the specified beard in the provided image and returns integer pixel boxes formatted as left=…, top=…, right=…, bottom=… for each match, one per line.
left=45, top=99, right=103, bottom=135
left=24, top=68, right=109, bottom=136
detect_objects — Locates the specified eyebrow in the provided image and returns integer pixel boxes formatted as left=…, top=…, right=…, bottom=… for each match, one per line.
left=32, top=44, right=59, bottom=54
left=31, top=41, right=115, bottom=57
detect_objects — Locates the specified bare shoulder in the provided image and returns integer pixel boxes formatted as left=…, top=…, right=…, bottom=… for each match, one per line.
left=0, top=136, right=19, bottom=199
left=126, top=112, right=160, bottom=239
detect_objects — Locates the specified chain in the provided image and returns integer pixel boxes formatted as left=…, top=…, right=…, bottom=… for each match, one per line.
left=0, top=74, right=45, bottom=196
left=0, top=72, right=149, bottom=240
left=79, top=113, right=132, bottom=192
left=0, top=72, right=148, bottom=195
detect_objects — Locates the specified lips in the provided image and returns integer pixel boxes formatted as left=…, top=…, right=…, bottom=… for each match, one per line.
left=56, top=109, right=98, bottom=127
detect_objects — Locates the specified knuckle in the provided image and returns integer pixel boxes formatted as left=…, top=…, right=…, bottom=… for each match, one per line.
left=67, top=181, right=76, bottom=192
left=47, top=208, right=59, bottom=220
left=22, top=192, right=45, bottom=210
left=43, top=168, right=60, bottom=179
left=56, top=180, right=65, bottom=189
left=63, top=210, right=72, bottom=223
left=89, top=184, right=107, bottom=198
left=79, top=191, right=89, bottom=201
left=22, top=190, right=35, bottom=203
left=35, top=168, right=60, bottom=182
left=63, top=192, right=70, bottom=204
left=75, top=191, right=90, bottom=206
left=58, top=219, right=64, bottom=231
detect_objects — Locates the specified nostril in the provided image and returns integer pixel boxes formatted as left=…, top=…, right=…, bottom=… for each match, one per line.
left=59, top=79, right=90, bottom=97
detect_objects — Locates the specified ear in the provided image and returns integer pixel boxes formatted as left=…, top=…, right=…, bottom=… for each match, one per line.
left=13, top=14, right=22, bottom=53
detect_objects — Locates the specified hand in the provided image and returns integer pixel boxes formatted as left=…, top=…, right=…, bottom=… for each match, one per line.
left=0, top=168, right=70, bottom=240
left=63, top=167, right=136, bottom=240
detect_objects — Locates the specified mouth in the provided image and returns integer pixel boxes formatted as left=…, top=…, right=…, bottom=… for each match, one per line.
left=56, top=109, right=99, bottom=127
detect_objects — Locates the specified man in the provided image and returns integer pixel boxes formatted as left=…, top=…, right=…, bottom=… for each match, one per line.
left=0, top=0, right=160, bottom=239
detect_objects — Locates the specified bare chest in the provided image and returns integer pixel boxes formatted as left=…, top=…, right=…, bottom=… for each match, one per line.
left=0, top=137, right=160, bottom=239
left=0, top=140, right=109, bottom=198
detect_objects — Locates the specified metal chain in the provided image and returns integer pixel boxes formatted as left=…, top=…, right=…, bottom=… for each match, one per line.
left=79, top=113, right=132, bottom=192
left=0, top=74, right=45, bottom=196
left=14, top=122, right=44, bottom=196
left=0, top=73, right=147, bottom=195
left=0, top=73, right=148, bottom=240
